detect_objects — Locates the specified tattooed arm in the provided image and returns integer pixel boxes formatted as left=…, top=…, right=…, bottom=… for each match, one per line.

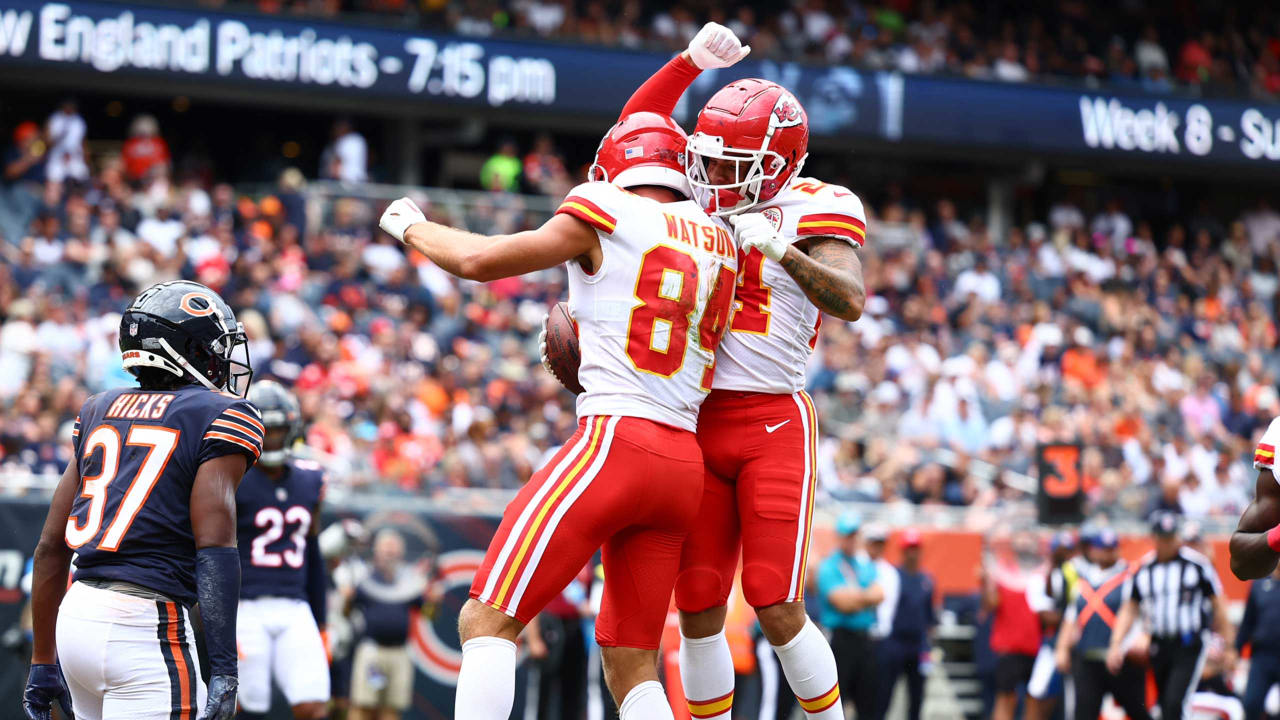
left=777, top=237, right=866, bottom=321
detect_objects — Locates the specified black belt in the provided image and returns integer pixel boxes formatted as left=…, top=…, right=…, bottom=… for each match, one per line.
left=1151, top=633, right=1204, bottom=648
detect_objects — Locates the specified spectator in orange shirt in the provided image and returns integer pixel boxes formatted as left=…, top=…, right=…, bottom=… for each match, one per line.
left=1061, top=328, right=1103, bottom=390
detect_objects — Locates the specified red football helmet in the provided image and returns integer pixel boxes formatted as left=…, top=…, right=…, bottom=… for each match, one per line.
left=588, top=111, right=689, bottom=196
left=686, top=79, right=810, bottom=215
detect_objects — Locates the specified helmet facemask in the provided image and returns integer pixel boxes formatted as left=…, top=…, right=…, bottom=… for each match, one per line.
left=257, top=419, right=296, bottom=467
left=216, top=325, right=254, bottom=398
left=685, top=132, right=789, bottom=216
left=687, top=88, right=810, bottom=216
left=132, top=321, right=253, bottom=398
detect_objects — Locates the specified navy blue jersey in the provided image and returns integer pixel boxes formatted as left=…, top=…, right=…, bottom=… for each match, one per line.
left=236, top=459, right=324, bottom=601
left=68, top=384, right=263, bottom=605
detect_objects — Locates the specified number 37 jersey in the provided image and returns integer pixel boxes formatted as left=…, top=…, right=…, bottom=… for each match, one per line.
left=555, top=182, right=738, bottom=432
left=714, top=178, right=867, bottom=395
left=67, top=384, right=263, bottom=605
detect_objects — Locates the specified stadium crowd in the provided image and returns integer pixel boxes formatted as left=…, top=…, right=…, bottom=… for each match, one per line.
left=201, top=0, right=1280, bottom=99
left=2, top=101, right=1280, bottom=526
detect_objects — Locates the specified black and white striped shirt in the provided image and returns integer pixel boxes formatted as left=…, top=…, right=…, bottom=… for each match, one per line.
left=1127, top=547, right=1222, bottom=640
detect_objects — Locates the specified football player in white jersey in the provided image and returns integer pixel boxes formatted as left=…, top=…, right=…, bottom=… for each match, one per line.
left=1230, top=417, right=1280, bottom=579
left=617, top=24, right=867, bottom=720
left=378, top=112, right=737, bottom=720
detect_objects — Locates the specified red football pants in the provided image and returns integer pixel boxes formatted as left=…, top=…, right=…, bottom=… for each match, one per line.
left=675, top=390, right=819, bottom=612
left=471, top=415, right=704, bottom=649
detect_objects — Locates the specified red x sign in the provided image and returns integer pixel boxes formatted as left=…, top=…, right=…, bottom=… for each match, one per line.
left=1076, top=571, right=1129, bottom=629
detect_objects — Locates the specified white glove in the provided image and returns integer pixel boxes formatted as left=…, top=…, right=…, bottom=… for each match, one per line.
left=537, top=316, right=553, bottom=375
left=379, top=197, right=426, bottom=243
left=687, top=22, right=751, bottom=70
left=730, top=213, right=789, bottom=262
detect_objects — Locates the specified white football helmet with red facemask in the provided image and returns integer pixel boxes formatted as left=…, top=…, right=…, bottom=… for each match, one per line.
left=686, top=79, right=810, bottom=216
left=588, top=111, right=690, bottom=196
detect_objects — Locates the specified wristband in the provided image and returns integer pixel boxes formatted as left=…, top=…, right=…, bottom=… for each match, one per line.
left=1266, top=524, right=1280, bottom=553
left=196, top=546, right=241, bottom=676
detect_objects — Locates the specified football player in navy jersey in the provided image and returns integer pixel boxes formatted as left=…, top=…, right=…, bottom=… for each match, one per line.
left=235, top=380, right=329, bottom=720
left=24, top=280, right=260, bottom=720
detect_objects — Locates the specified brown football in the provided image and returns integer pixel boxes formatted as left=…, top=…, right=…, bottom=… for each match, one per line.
left=544, top=301, right=584, bottom=394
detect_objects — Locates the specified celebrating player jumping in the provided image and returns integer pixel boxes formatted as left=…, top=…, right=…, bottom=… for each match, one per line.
left=23, top=280, right=259, bottom=720
left=379, top=111, right=737, bottom=720
left=620, top=23, right=868, bottom=720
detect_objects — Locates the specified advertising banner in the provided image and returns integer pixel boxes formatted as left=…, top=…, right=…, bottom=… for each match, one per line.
left=3, top=0, right=1279, bottom=166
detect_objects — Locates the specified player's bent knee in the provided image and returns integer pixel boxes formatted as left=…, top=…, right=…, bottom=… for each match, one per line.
left=600, top=646, right=661, bottom=703
left=740, top=564, right=789, bottom=610
left=675, top=567, right=729, bottom=614
left=292, top=701, right=329, bottom=720
left=755, top=601, right=808, bottom=646
left=678, top=605, right=729, bottom=639
left=457, top=598, right=522, bottom=643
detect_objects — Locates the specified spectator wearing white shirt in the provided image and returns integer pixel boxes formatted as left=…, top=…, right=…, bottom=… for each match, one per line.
left=135, top=203, right=186, bottom=258
left=517, top=0, right=567, bottom=36
left=323, top=118, right=368, bottom=184
left=1162, top=435, right=1192, bottom=484
left=863, top=524, right=900, bottom=642
left=993, top=43, right=1030, bottom=81
left=984, top=341, right=1023, bottom=403
left=952, top=255, right=1001, bottom=304
left=941, top=396, right=990, bottom=455
left=1049, top=200, right=1086, bottom=232
left=1090, top=199, right=1133, bottom=250
left=1133, top=26, right=1170, bottom=75
left=886, top=333, right=942, bottom=398
left=45, top=98, right=88, bottom=184
left=1029, top=226, right=1067, bottom=278
left=1242, top=199, right=1280, bottom=254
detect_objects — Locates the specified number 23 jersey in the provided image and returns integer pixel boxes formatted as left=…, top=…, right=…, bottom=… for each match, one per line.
left=67, top=384, right=263, bottom=605
left=236, top=459, right=324, bottom=601
left=555, top=181, right=738, bottom=432
left=713, top=178, right=867, bottom=395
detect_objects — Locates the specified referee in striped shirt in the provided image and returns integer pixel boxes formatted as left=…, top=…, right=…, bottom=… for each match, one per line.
left=1106, top=512, right=1236, bottom=720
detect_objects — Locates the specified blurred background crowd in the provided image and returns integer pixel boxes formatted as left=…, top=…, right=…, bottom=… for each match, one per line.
left=2, top=93, right=1279, bottom=526
left=4, top=1, right=1280, bottom=718
left=195, top=0, right=1280, bottom=98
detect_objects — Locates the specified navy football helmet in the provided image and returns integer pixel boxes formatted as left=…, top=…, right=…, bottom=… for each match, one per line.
left=247, top=380, right=302, bottom=466
left=120, top=281, right=253, bottom=397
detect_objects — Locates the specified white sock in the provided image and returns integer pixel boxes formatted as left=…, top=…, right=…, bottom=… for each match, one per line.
left=619, top=680, right=675, bottom=720
left=679, top=630, right=735, bottom=719
left=772, top=619, right=843, bottom=719
left=456, top=637, right=516, bottom=719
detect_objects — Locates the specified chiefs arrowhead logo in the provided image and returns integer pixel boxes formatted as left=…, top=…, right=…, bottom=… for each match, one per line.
left=771, top=93, right=804, bottom=128
left=761, top=207, right=784, bottom=231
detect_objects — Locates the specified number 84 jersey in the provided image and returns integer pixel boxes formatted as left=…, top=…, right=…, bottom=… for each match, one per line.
left=236, top=460, right=324, bottom=602
left=713, top=178, right=867, bottom=395
left=556, top=181, right=738, bottom=432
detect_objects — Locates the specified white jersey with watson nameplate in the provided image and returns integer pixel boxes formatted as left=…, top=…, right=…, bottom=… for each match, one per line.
left=555, top=182, right=738, bottom=432
left=713, top=178, right=867, bottom=394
